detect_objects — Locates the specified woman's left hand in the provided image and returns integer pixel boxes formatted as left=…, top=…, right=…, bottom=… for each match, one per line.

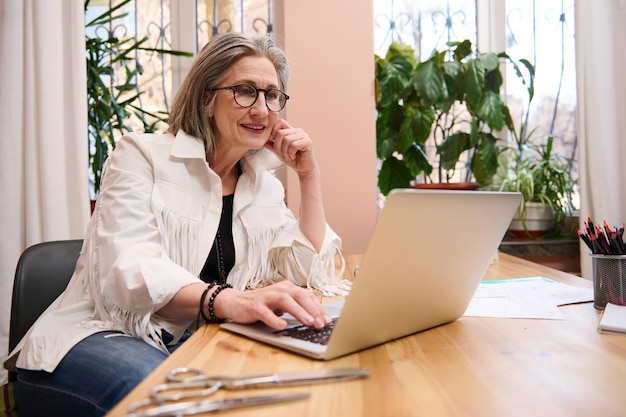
left=265, top=119, right=319, bottom=176
left=214, top=280, right=332, bottom=330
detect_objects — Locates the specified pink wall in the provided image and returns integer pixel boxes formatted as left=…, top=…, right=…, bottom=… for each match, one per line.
left=276, top=1, right=378, bottom=254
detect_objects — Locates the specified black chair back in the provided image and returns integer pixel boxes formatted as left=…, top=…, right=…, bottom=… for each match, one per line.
left=8, top=240, right=83, bottom=352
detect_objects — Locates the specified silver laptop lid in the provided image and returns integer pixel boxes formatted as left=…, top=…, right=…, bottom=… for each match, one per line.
left=324, top=189, right=521, bottom=359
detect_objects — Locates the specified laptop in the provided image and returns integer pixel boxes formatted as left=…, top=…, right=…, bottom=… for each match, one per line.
left=221, top=189, right=522, bottom=360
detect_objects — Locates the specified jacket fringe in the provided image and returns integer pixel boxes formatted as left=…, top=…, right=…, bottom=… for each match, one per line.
left=311, top=243, right=351, bottom=297
left=236, top=224, right=351, bottom=296
left=82, top=197, right=170, bottom=354
left=155, top=206, right=201, bottom=273
left=234, top=225, right=285, bottom=290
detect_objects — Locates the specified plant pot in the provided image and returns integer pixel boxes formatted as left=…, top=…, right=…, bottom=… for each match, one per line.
left=508, top=202, right=553, bottom=238
left=411, top=182, right=481, bottom=191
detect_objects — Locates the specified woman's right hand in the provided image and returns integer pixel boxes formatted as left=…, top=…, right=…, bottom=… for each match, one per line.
left=213, top=280, right=332, bottom=330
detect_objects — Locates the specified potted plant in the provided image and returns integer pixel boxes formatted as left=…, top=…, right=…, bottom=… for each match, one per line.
left=85, top=0, right=192, bottom=200
left=374, top=39, right=519, bottom=196
left=493, top=135, right=577, bottom=238
left=490, top=52, right=577, bottom=239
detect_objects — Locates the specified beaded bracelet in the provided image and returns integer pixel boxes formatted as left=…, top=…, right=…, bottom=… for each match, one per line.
left=199, top=282, right=217, bottom=322
left=207, top=283, right=233, bottom=323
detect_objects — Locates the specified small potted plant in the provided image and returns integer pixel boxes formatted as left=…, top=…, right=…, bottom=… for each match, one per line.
left=374, top=39, right=523, bottom=196
left=493, top=135, right=577, bottom=238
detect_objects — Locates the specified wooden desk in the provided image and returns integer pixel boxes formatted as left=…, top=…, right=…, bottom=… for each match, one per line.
left=107, top=253, right=626, bottom=417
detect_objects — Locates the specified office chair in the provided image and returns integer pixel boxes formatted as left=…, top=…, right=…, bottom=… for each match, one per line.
left=8, top=239, right=83, bottom=353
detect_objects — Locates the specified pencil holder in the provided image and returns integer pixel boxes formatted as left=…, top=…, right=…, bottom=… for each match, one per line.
left=591, top=254, right=626, bottom=309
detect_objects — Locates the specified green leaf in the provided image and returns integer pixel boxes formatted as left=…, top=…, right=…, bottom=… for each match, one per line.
left=452, top=39, right=472, bottom=61
left=484, top=64, right=503, bottom=93
left=502, top=105, right=515, bottom=132
left=377, top=54, right=414, bottom=108
left=403, top=142, right=432, bottom=176
left=438, top=132, right=471, bottom=170
left=462, top=59, right=485, bottom=109
left=477, top=53, right=499, bottom=72
left=384, top=42, right=418, bottom=65
left=376, top=102, right=404, bottom=158
left=471, top=133, right=499, bottom=185
left=376, top=125, right=399, bottom=160
left=476, top=90, right=505, bottom=131
left=441, top=61, right=461, bottom=105
left=404, top=106, right=435, bottom=146
left=377, top=157, right=415, bottom=196
left=397, top=117, right=415, bottom=153
left=414, top=61, right=447, bottom=105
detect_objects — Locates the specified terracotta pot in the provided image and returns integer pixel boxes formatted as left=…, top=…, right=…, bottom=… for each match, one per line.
left=411, top=182, right=481, bottom=191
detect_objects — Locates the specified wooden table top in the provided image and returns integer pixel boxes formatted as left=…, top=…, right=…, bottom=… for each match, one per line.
left=107, top=253, right=626, bottom=417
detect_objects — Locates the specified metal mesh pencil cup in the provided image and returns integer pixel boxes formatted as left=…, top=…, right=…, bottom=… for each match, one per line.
left=591, top=254, right=626, bottom=309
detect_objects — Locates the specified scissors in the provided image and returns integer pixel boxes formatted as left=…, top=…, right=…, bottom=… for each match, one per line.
left=127, top=367, right=369, bottom=415
left=125, top=392, right=311, bottom=417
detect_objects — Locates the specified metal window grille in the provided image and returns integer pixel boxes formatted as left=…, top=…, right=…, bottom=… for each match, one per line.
left=85, top=0, right=273, bottom=133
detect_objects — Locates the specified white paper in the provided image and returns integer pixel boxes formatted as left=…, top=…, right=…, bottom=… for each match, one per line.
left=464, top=277, right=594, bottom=320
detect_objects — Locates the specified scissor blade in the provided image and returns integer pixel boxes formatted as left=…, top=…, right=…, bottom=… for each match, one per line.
left=125, top=392, right=309, bottom=417
left=227, top=367, right=370, bottom=389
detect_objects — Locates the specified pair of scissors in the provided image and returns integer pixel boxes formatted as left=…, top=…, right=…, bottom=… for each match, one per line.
left=127, top=367, right=370, bottom=416
left=125, top=392, right=310, bottom=417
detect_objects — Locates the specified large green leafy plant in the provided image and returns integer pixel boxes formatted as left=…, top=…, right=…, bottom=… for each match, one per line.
left=375, top=40, right=520, bottom=196
left=85, top=0, right=192, bottom=196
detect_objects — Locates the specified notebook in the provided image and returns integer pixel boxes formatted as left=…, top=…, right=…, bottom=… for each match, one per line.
left=598, top=303, right=626, bottom=334
left=221, top=189, right=522, bottom=360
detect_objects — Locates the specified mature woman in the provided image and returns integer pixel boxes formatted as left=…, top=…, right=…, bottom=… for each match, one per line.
left=11, top=32, right=347, bottom=416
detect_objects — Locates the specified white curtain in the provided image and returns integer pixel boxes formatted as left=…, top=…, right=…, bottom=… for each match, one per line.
left=0, top=0, right=90, bottom=384
left=575, top=0, right=626, bottom=280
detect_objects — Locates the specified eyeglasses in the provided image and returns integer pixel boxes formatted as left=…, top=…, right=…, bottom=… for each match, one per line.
left=211, top=84, right=289, bottom=112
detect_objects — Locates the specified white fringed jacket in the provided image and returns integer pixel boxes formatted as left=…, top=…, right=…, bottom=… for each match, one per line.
left=13, top=130, right=347, bottom=372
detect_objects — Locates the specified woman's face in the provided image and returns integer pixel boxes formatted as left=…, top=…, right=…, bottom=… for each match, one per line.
left=209, top=56, right=281, bottom=153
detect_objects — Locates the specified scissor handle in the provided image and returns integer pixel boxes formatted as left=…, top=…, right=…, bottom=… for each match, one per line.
left=151, top=379, right=223, bottom=402
left=167, top=367, right=210, bottom=383
left=128, top=378, right=223, bottom=414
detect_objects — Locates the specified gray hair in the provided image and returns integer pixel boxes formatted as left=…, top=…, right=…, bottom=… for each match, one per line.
left=167, top=32, right=290, bottom=156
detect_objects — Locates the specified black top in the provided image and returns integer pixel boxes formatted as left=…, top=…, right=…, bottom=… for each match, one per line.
left=199, top=194, right=235, bottom=284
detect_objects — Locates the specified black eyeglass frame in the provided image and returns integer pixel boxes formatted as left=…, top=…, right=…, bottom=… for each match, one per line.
left=210, top=84, right=290, bottom=112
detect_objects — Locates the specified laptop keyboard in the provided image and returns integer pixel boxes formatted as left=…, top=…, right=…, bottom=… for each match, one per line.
left=274, top=318, right=338, bottom=345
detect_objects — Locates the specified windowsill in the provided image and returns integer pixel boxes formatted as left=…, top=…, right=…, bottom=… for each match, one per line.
left=499, top=236, right=581, bottom=276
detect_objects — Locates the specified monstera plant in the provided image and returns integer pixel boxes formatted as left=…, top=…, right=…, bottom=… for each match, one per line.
left=375, top=39, right=528, bottom=196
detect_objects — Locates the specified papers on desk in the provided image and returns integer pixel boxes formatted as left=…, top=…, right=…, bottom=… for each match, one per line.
left=464, top=277, right=594, bottom=320
left=598, top=303, right=626, bottom=334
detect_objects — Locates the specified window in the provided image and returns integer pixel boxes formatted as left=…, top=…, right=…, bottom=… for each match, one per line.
left=374, top=0, right=578, bottom=191
left=84, top=0, right=272, bottom=196
left=85, top=0, right=273, bottom=133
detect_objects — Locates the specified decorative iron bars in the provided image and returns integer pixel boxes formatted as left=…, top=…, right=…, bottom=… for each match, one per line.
left=85, top=0, right=273, bottom=131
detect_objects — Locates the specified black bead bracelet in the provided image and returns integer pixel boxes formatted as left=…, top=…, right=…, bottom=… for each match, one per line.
left=207, top=283, right=232, bottom=323
left=199, top=282, right=217, bottom=322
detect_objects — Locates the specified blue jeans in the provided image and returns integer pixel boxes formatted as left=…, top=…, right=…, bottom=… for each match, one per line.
left=15, top=330, right=189, bottom=417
